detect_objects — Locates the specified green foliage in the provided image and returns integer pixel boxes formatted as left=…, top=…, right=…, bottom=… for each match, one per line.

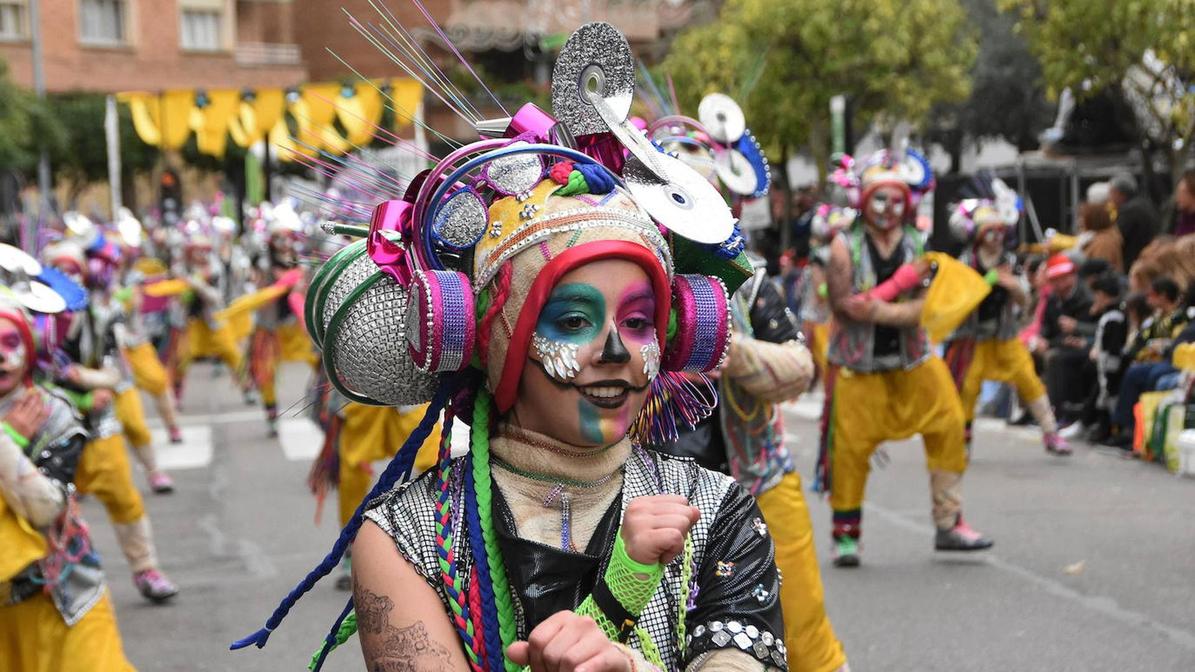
left=661, top=0, right=977, bottom=174
left=0, top=61, right=66, bottom=172
left=928, top=0, right=1053, bottom=155
left=1002, top=0, right=1194, bottom=174
left=48, top=92, right=156, bottom=184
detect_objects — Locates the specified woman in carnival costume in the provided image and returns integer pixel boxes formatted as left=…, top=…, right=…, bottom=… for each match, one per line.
left=224, top=203, right=318, bottom=435
left=42, top=240, right=180, bottom=603
left=646, top=97, right=848, bottom=672
left=942, top=184, right=1071, bottom=456
left=818, top=150, right=993, bottom=567
left=0, top=262, right=135, bottom=670
left=235, top=22, right=792, bottom=672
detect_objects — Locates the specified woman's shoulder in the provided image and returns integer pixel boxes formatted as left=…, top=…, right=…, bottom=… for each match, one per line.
left=629, top=448, right=738, bottom=510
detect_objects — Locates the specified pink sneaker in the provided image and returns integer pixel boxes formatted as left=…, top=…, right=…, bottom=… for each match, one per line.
left=935, top=518, right=994, bottom=551
left=133, top=568, right=179, bottom=603
left=1044, top=432, right=1072, bottom=456
left=148, top=471, right=175, bottom=494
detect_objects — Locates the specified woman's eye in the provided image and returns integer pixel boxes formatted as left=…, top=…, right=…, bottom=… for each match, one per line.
left=623, top=317, right=649, bottom=331
left=558, top=315, right=591, bottom=331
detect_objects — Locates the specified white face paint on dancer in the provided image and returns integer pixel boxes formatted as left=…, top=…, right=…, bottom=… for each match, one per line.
left=863, top=185, right=908, bottom=231
left=0, top=319, right=28, bottom=397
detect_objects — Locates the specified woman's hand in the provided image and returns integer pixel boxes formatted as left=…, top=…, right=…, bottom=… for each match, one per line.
left=507, top=611, right=631, bottom=672
left=620, top=494, right=700, bottom=566
left=4, top=391, right=47, bottom=439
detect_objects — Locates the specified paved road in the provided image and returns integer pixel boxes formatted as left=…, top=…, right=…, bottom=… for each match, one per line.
left=86, top=363, right=1195, bottom=671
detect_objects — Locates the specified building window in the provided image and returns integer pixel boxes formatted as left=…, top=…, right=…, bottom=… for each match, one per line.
left=79, top=0, right=127, bottom=45
left=0, top=0, right=27, bottom=40
left=180, top=0, right=225, bottom=52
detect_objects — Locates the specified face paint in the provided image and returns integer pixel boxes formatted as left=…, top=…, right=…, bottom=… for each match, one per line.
left=533, top=333, right=582, bottom=382
left=641, top=341, right=661, bottom=380
left=864, top=185, right=908, bottom=231
left=0, top=320, right=27, bottom=396
left=515, top=260, right=659, bottom=448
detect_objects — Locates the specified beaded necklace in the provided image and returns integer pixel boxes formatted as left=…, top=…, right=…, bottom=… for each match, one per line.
left=490, top=454, right=622, bottom=552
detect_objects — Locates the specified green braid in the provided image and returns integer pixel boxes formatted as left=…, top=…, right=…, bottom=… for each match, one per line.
left=471, top=390, right=521, bottom=672
left=307, top=611, right=357, bottom=670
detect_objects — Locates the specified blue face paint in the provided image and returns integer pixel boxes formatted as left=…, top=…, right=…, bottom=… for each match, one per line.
left=536, top=283, right=607, bottom=345
left=578, top=398, right=605, bottom=445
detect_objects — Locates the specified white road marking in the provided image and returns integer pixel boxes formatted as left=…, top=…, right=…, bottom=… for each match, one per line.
left=278, top=418, right=322, bottom=461
left=151, top=426, right=213, bottom=470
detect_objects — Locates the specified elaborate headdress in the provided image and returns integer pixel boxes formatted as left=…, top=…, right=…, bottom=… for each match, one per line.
left=237, top=21, right=754, bottom=671
left=829, top=147, right=935, bottom=218
left=0, top=243, right=86, bottom=383
left=948, top=176, right=1023, bottom=243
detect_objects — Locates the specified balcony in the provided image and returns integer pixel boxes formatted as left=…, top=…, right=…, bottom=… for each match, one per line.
left=235, top=42, right=301, bottom=66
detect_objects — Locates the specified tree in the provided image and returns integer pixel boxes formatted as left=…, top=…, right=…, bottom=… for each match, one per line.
left=661, top=0, right=977, bottom=181
left=48, top=93, right=157, bottom=208
left=926, top=0, right=1054, bottom=172
left=1002, top=0, right=1195, bottom=187
left=0, top=61, right=65, bottom=173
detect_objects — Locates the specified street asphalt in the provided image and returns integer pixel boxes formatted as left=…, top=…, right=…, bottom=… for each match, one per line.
left=83, top=362, right=1195, bottom=671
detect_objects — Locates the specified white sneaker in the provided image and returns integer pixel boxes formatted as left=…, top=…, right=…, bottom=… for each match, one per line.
left=1058, top=422, right=1085, bottom=440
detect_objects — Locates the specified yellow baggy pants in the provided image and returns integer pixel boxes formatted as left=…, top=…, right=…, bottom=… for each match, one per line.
left=114, top=389, right=152, bottom=451
left=829, top=357, right=967, bottom=515
left=957, top=338, right=1046, bottom=423
left=123, top=343, right=169, bottom=397
left=0, top=591, right=135, bottom=671
left=755, top=472, right=847, bottom=672
left=338, top=403, right=440, bottom=527
left=181, top=318, right=243, bottom=373
left=74, top=434, right=145, bottom=525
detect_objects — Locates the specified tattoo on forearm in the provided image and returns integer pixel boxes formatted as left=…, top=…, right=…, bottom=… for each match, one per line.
left=356, top=582, right=455, bottom=672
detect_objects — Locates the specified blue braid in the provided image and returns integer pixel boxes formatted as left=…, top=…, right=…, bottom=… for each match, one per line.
left=231, top=387, right=450, bottom=651
left=464, top=445, right=503, bottom=672
left=310, top=597, right=355, bottom=672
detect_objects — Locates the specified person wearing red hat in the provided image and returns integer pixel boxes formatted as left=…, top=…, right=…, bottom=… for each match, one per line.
left=822, top=150, right=993, bottom=568
left=943, top=202, right=1071, bottom=456
left=0, top=297, right=135, bottom=670
left=1032, top=253, right=1098, bottom=434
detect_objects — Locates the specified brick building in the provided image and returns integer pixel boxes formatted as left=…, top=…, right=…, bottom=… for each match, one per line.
left=0, top=0, right=306, bottom=92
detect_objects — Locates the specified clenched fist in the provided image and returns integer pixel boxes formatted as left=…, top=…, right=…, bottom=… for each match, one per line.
left=621, top=495, right=700, bottom=566
left=507, top=611, right=630, bottom=672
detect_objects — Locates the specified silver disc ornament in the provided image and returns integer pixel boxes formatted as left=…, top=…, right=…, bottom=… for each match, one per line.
left=551, top=22, right=635, bottom=137
left=0, top=243, right=42, bottom=276
left=714, top=149, right=761, bottom=196
left=11, top=281, right=67, bottom=314
left=483, top=143, right=545, bottom=196
left=623, top=152, right=736, bottom=245
left=698, top=93, right=746, bottom=145
left=432, top=187, right=489, bottom=251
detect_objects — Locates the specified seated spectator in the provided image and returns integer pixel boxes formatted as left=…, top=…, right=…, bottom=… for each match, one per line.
left=1078, top=258, right=1112, bottom=290
left=1104, top=277, right=1194, bottom=448
left=1109, top=172, right=1159, bottom=269
left=1170, top=170, right=1195, bottom=237
left=1078, top=201, right=1124, bottom=273
left=1036, top=254, right=1098, bottom=428
left=1086, top=275, right=1128, bottom=442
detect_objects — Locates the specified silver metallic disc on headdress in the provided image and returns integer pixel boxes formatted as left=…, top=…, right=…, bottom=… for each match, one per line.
left=318, top=251, right=382, bottom=341
left=484, top=144, right=545, bottom=196
left=714, top=149, right=761, bottom=196
left=324, top=275, right=438, bottom=406
left=433, top=188, right=489, bottom=250
left=11, top=281, right=67, bottom=314
left=0, top=243, right=42, bottom=276
left=623, top=153, right=736, bottom=245
left=62, top=212, right=100, bottom=248
left=698, top=94, right=746, bottom=145
left=551, top=22, right=635, bottom=137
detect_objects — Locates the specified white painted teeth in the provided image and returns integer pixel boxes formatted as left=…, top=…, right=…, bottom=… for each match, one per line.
left=582, top=386, right=624, bottom=398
